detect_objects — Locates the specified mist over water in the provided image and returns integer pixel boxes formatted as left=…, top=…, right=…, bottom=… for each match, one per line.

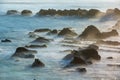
left=0, top=0, right=120, bottom=80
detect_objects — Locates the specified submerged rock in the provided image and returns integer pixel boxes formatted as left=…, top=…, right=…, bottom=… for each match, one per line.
left=28, top=32, right=39, bottom=38
left=58, top=28, right=77, bottom=37
left=12, top=47, right=37, bottom=58
left=6, top=10, right=19, bottom=15
left=31, top=59, right=45, bottom=67
left=78, top=25, right=118, bottom=40
left=31, top=37, right=52, bottom=43
left=34, top=28, right=51, bottom=32
left=21, top=10, right=32, bottom=16
left=107, top=57, right=113, bottom=59
left=25, top=44, right=47, bottom=48
left=76, top=68, right=87, bottom=73
left=1, top=39, right=12, bottom=42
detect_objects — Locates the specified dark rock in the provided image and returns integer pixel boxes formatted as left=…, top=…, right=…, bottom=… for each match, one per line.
left=47, top=29, right=58, bottom=35
left=31, top=59, right=45, bottom=67
left=34, top=28, right=51, bottom=32
left=31, top=37, right=52, bottom=43
left=1, top=39, right=12, bottom=42
left=63, top=48, right=101, bottom=67
left=78, top=25, right=118, bottom=40
left=58, top=28, right=77, bottom=37
left=28, top=32, right=39, bottom=38
left=12, top=47, right=37, bottom=58
left=96, top=40, right=120, bottom=46
left=6, top=10, right=19, bottom=15
left=25, top=44, right=47, bottom=48
left=76, top=68, right=87, bottom=73
left=21, top=10, right=32, bottom=16
left=107, top=57, right=113, bottom=59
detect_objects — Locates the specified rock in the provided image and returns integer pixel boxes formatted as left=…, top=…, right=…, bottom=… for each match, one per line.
left=87, top=44, right=99, bottom=50
left=12, top=47, right=37, bottom=58
left=1, top=39, right=12, bottom=42
left=25, top=44, right=47, bottom=48
left=28, top=32, right=39, bottom=38
left=31, top=37, right=52, bottom=43
left=113, top=20, right=120, bottom=29
left=96, top=40, right=120, bottom=46
left=58, top=28, right=77, bottom=37
left=78, top=25, right=118, bottom=40
left=78, top=25, right=101, bottom=40
left=47, top=29, right=58, bottom=35
left=101, top=8, right=120, bottom=21
left=100, top=29, right=118, bottom=39
left=63, top=48, right=101, bottom=67
left=31, top=59, right=45, bottom=67
left=34, top=28, right=51, bottom=32
left=107, top=57, right=113, bottom=59
left=76, top=68, right=87, bottom=73
left=6, top=10, right=19, bottom=15
left=21, top=10, right=32, bottom=16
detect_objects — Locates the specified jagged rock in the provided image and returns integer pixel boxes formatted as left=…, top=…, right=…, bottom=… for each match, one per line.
left=58, top=28, right=77, bottom=37
left=6, top=10, right=19, bottom=15
left=76, top=68, right=87, bottom=73
left=1, top=39, right=12, bottom=42
left=34, top=28, right=51, bottom=32
left=31, top=59, right=45, bottom=67
left=12, top=47, right=37, bottom=58
left=96, top=40, right=120, bottom=46
left=31, top=37, right=52, bottom=43
left=25, top=44, right=47, bottom=48
left=47, top=29, right=58, bottom=35
left=21, top=10, right=32, bottom=16
left=78, top=25, right=118, bottom=40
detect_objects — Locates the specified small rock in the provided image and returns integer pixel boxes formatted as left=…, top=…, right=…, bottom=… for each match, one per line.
left=76, top=68, right=87, bottom=73
left=1, top=39, right=12, bottom=42
left=31, top=59, right=45, bottom=67
left=107, top=57, right=113, bottom=59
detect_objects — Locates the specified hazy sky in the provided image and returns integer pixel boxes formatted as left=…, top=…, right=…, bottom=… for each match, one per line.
left=1, top=0, right=119, bottom=3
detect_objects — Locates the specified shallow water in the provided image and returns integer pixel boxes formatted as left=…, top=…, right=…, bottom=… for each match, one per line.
left=0, top=1, right=120, bottom=80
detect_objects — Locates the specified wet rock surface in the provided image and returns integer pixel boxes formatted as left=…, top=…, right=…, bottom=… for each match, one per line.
left=1, top=39, right=12, bottom=42
left=21, top=10, right=32, bottom=16
left=12, top=47, right=37, bottom=58
left=25, top=44, right=47, bottom=48
left=6, top=10, right=19, bottom=15
left=34, top=28, right=51, bottom=32
left=31, top=37, right=52, bottom=43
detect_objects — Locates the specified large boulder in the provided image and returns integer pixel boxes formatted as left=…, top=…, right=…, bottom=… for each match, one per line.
left=78, top=25, right=118, bottom=40
left=63, top=47, right=101, bottom=67
left=31, top=37, right=52, bottom=43
left=12, top=47, right=37, bottom=58
left=58, top=28, right=77, bottom=37
left=78, top=25, right=101, bottom=40
left=34, top=28, right=51, bottom=32
left=21, top=10, right=32, bottom=16
left=31, top=59, right=45, bottom=67
left=6, top=10, right=19, bottom=15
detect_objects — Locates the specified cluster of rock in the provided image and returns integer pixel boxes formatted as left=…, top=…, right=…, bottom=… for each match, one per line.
left=63, top=45, right=101, bottom=68
left=6, top=8, right=120, bottom=20
left=78, top=25, right=118, bottom=40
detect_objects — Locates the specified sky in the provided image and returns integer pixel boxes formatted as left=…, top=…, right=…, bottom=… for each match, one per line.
left=0, top=0, right=119, bottom=3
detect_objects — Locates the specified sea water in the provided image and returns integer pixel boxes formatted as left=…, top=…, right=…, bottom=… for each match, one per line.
left=0, top=1, right=120, bottom=80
